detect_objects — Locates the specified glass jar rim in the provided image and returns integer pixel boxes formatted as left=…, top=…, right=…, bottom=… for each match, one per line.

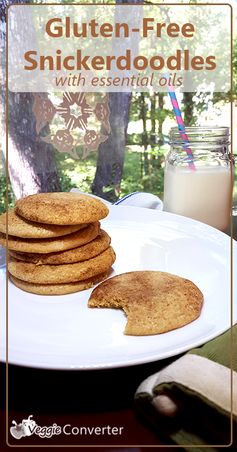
left=170, top=126, right=229, bottom=138
left=169, top=126, right=230, bottom=147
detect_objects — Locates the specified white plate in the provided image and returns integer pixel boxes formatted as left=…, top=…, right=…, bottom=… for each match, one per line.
left=0, top=206, right=236, bottom=370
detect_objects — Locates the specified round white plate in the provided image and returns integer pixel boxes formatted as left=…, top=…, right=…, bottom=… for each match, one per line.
left=0, top=205, right=236, bottom=370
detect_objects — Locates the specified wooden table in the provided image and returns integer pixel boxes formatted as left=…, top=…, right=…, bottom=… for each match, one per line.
left=0, top=358, right=177, bottom=449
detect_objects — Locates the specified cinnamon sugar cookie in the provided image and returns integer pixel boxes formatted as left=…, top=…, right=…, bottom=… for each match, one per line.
left=9, top=270, right=112, bottom=295
left=9, top=230, right=111, bottom=265
left=8, top=246, right=116, bottom=284
left=0, top=209, right=85, bottom=239
left=88, top=271, right=203, bottom=335
left=0, top=222, right=99, bottom=254
left=15, top=192, right=109, bottom=225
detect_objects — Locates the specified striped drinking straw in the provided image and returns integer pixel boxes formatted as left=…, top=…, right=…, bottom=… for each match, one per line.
left=167, top=88, right=196, bottom=170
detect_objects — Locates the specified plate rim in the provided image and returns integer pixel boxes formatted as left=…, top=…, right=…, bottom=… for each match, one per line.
left=1, top=206, right=235, bottom=370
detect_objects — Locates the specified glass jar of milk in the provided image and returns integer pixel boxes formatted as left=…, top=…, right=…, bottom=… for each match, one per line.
left=163, top=127, right=233, bottom=231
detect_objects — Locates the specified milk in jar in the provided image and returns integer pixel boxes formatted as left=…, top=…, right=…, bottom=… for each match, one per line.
left=163, top=127, right=233, bottom=231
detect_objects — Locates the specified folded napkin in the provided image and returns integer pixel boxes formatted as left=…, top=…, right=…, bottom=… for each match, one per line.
left=70, top=189, right=163, bottom=211
left=0, top=246, right=6, bottom=268
left=135, top=325, right=237, bottom=450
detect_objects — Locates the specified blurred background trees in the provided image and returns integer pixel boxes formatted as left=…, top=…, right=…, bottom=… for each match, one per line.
left=0, top=0, right=61, bottom=210
left=0, top=1, right=236, bottom=213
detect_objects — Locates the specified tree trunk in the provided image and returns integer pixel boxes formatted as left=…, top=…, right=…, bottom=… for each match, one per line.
left=183, top=92, right=195, bottom=126
left=150, top=93, right=156, bottom=160
left=91, top=0, right=142, bottom=202
left=154, top=93, right=165, bottom=171
left=0, top=0, right=61, bottom=200
left=151, top=93, right=156, bottom=141
left=91, top=92, right=132, bottom=202
left=158, top=94, right=165, bottom=146
left=7, top=93, right=61, bottom=198
left=140, top=93, right=149, bottom=176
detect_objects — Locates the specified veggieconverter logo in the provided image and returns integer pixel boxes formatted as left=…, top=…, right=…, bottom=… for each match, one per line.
left=10, top=415, right=61, bottom=439
left=10, top=415, right=124, bottom=440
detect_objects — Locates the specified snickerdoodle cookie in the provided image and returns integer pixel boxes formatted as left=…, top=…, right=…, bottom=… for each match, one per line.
left=0, top=209, right=85, bottom=239
left=15, top=192, right=109, bottom=225
left=8, top=246, right=116, bottom=284
left=9, top=230, right=111, bottom=265
left=9, top=270, right=112, bottom=295
left=0, top=222, right=100, bottom=254
left=88, top=271, right=203, bottom=336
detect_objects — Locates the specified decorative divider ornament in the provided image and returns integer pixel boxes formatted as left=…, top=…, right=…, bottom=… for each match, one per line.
left=32, top=92, right=110, bottom=159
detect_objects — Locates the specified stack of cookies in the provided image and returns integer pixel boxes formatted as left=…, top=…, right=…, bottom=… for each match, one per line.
left=0, top=192, right=116, bottom=295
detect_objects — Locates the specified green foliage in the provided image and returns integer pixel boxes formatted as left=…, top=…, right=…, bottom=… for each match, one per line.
left=54, top=147, right=165, bottom=197
left=141, top=172, right=164, bottom=197
left=0, top=176, right=15, bottom=214
left=120, top=149, right=143, bottom=194
left=1, top=147, right=237, bottom=214
left=0, top=147, right=164, bottom=213
left=196, top=37, right=237, bottom=108
left=54, top=150, right=97, bottom=194
left=233, top=36, right=237, bottom=98
left=54, top=146, right=166, bottom=201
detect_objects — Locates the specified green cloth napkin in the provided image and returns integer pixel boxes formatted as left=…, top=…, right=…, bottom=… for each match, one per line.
left=135, top=325, right=237, bottom=450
